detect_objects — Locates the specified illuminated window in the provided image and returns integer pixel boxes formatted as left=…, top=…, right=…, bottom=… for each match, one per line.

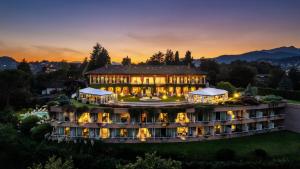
left=120, top=128, right=128, bottom=137
left=108, top=87, right=114, bottom=92
left=158, top=113, right=168, bottom=123
left=177, top=127, right=188, bottom=137
left=82, top=128, right=89, bottom=138
left=115, top=87, right=122, bottom=94
left=120, top=112, right=130, bottom=123
left=141, top=112, right=147, bottom=123
left=78, top=112, right=91, bottom=123
left=65, top=127, right=70, bottom=136
left=227, top=111, right=235, bottom=120
left=102, top=113, right=111, bottom=123
left=231, top=124, right=236, bottom=132
left=137, top=128, right=151, bottom=141
left=100, top=128, right=110, bottom=139
left=175, top=112, right=190, bottom=124
left=214, top=125, right=221, bottom=134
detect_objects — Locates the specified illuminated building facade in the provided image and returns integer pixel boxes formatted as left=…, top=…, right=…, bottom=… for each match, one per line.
left=49, top=102, right=286, bottom=143
left=86, top=65, right=207, bottom=96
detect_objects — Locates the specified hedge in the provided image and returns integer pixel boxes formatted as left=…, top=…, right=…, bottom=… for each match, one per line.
left=258, top=87, right=300, bottom=100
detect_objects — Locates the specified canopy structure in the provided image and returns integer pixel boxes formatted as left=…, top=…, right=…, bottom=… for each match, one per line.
left=187, top=88, right=228, bottom=104
left=79, top=87, right=117, bottom=104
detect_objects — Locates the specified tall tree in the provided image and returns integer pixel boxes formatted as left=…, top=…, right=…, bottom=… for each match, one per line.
left=87, top=43, right=111, bottom=71
left=122, top=56, right=131, bottom=66
left=288, top=67, right=300, bottom=90
left=0, top=70, right=31, bottom=109
left=183, top=50, right=193, bottom=65
left=164, top=49, right=175, bottom=65
left=146, top=51, right=164, bottom=65
left=277, top=74, right=293, bottom=90
left=200, top=59, right=220, bottom=85
left=174, top=51, right=180, bottom=65
left=229, top=65, right=257, bottom=87
left=17, top=58, right=31, bottom=74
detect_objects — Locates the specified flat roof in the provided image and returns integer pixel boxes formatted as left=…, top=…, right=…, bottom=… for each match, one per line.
left=86, top=65, right=206, bottom=75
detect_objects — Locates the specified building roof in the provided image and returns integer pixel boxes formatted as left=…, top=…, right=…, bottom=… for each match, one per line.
left=86, top=65, right=206, bottom=75
left=79, top=87, right=113, bottom=96
left=189, top=88, right=228, bottom=96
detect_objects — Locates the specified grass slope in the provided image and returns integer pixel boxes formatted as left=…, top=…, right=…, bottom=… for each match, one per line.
left=110, top=131, right=300, bottom=160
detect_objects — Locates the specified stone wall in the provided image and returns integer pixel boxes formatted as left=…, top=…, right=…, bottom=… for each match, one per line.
left=284, top=103, right=300, bottom=133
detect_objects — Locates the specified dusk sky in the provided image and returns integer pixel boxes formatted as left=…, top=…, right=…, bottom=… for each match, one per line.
left=1, top=0, right=300, bottom=63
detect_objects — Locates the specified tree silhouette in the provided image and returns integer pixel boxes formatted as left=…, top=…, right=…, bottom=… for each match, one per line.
left=122, top=56, right=131, bottom=66
left=87, top=43, right=111, bottom=71
left=164, top=49, right=175, bottom=65
left=183, top=50, right=193, bottom=65
left=146, top=51, right=164, bottom=65
left=17, top=58, right=31, bottom=74
left=174, top=51, right=180, bottom=65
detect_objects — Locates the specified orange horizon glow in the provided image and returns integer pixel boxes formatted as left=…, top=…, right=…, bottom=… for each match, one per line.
left=2, top=43, right=299, bottom=63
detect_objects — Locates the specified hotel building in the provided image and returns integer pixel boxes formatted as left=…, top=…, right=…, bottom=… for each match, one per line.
left=86, top=65, right=207, bottom=96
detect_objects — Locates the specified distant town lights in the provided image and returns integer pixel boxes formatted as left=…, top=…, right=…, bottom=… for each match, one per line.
left=234, top=93, right=240, bottom=98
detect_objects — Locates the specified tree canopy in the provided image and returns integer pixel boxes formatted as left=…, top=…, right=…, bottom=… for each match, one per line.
left=122, top=56, right=131, bottom=66
left=87, top=43, right=111, bottom=71
left=117, top=152, right=181, bottom=169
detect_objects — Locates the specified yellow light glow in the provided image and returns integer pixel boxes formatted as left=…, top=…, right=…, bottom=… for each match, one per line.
left=234, top=93, right=240, bottom=98
left=100, top=128, right=110, bottom=139
left=227, top=111, right=235, bottom=120
left=137, top=128, right=151, bottom=141
left=158, top=113, right=168, bottom=122
left=82, top=128, right=89, bottom=138
left=120, top=92, right=124, bottom=97
left=65, top=127, right=70, bottom=136
left=78, top=112, right=90, bottom=123
left=162, top=94, right=168, bottom=100
left=175, top=112, right=190, bottom=124
left=177, top=127, right=188, bottom=138
left=231, top=124, right=236, bottom=131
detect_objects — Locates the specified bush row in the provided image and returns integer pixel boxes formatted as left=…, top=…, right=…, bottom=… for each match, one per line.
left=258, top=88, right=300, bottom=100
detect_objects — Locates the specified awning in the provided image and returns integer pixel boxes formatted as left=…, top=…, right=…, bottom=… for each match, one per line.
left=189, top=88, right=228, bottom=96
left=79, top=87, right=113, bottom=96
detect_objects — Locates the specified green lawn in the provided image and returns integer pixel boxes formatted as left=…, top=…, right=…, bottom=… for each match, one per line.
left=110, top=131, right=300, bottom=160
left=118, top=95, right=140, bottom=102
left=287, top=99, right=300, bottom=104
left=70, top=99, right=100, bottom=108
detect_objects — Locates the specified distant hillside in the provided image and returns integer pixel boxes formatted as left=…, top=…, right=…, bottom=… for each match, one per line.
left=0, top=56, right=17, bottom=70
left=215, top=46, right=300, bottom=63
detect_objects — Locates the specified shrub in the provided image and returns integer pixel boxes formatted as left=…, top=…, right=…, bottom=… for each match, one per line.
left=116, top=152, right=182, bottom=169
left=261, top=95, right=283, bottom=103
left=215, top=148, right=236, bottom=161
left=216, top=81, right=236, bottom=95
left=253, top=149, right=269, bottom=160
left=19, top=115, right=40, bottom=134
left=31, top=123, right=52, bottom=140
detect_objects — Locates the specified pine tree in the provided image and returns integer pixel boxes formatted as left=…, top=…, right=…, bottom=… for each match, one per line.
left=164, top=49, right=175, bottom=65
left=183, top=50, right=193, bottom=65
left=87, top=43, right=111, bottom=71
left=174, top=51, right=180, bottom=65
left=122, top=56, right=131, bottom=66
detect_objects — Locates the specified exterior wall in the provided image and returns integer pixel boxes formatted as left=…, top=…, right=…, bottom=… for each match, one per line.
left=49, top=103, right=286, bottom=143
left=88, top=74, right=206, bottom=96
left=284, top=103, right=300, bottom=133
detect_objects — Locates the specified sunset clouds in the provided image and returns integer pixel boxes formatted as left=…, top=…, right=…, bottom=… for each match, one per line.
left=0, top=0, right=300, bottom=62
